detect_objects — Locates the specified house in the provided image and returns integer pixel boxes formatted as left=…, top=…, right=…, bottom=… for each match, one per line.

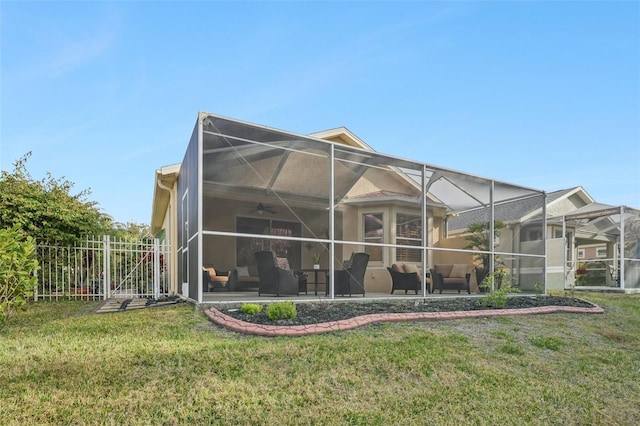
left=150, top=111, right=550, bottom=303
left=447, top=187, right=640, bottom=292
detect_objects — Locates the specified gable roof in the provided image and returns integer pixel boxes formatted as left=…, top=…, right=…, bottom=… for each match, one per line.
left=308, top=127, right=374, bottom=151
left=448, top=186, right=591, bottom=232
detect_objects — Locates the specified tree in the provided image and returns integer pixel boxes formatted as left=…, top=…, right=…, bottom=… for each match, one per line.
left=112, top=221, right=152, bottom=242
left=464, top=220, right=506, bottom=288
left=0, top=153, right=113, bottom=245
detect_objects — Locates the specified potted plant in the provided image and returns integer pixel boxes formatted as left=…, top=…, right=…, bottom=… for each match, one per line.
left=313, top=253, right=321, bottom=269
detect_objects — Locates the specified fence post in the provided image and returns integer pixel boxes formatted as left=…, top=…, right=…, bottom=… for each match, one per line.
left=153, top=238, right=161, bottom=299
left=103, top=235, right=110, bottom=299
left=34, top=267, right=39, bottom=301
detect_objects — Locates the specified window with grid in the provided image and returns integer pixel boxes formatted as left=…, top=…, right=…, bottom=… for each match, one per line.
left=396, top=213, right=422, bottom=263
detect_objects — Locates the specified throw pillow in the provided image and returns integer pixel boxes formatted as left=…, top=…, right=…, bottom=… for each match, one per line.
left=236, top=266, right=250, bottom=277
left=450, top=264, right=470, bottom=278
left=391, top=263, right=404, bottom=272
left=276, top=257, right=290, bottom=270
left=402, top=263, right=420, bottom=275
left=402, top=263, right=422, bottom=282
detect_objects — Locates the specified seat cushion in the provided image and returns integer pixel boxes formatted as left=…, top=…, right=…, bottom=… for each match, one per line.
left=203, top=267, right=216, bottom=279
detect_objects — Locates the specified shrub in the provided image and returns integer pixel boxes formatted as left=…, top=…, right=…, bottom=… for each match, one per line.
left=240, top=303, right=263, bottom=315
left=266, top=301, right=297, bottom=321
left=481, top=271, right=519, bottom=308
left=533, top=282, right=545, bottom=295
left=0, top=227, right=39, bottom=330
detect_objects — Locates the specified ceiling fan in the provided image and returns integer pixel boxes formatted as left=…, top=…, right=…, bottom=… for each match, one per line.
left=250, top=203, right=277, bottom=215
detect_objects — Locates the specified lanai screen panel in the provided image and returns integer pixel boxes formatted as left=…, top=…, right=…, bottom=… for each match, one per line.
left=564, top=205, right=640, bottom=289
left=176, top=121, right=200, bottom=299
left=332, top=147, right=425, bottom=266
left=624, top=208, right=640, bottom=288
left=201, top=115, right=331, bottom=237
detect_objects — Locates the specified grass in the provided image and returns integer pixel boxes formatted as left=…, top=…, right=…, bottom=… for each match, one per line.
left=1, top=293, right=639, bottom=425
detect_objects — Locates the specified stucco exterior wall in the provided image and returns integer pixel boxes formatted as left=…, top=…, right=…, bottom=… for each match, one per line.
left=546, top=238, right=566, bottom=290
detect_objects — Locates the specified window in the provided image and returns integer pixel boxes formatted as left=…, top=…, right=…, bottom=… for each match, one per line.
left=363, top=213, right=383, bottom=262
left=596, top=247, right=607, bottom=258
left=236, top=217, right=301, bottom=268
left=396, top=213, right=422, bottom=263
left=521, top=225, right=543, bottom=242
left=578, top=249, right=585, bottom=259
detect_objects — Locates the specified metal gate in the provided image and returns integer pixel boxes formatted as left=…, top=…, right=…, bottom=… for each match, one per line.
left=35, top=236, right=171, bottom=300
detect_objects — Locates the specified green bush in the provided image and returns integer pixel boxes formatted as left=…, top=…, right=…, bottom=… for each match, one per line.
left=266, top=301, right=297, bottom=321
left=0, top=227, right=39, bottom=330
left=481, top=271, right=519, bottom=308
left=240, top=303, right=263, bottom=315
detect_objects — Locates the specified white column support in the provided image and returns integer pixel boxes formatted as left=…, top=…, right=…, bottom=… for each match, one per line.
left=103, top=235, right=111, bottom=299
left=329, top=144, right=335, bottom=299
left=542, top=192, right=547, bottom=291
left=620, top=206, right=625, bottom=289
left=153, top=238, right=161, bottom=299
left=422, top=165, right=428, bottom=297
left=489, top=180, right=495, bottom=290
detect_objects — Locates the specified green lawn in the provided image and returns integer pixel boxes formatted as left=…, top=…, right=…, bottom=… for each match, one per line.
left=1, top=293, right=639, bottom=425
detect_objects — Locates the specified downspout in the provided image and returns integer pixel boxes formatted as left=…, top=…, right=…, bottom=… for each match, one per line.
left=157, top=178, right=172, bottom=197
left=156, top=177, right=175, bottom=294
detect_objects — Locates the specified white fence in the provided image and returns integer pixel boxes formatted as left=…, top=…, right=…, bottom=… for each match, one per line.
left=35, top=236, right=171, bottom=300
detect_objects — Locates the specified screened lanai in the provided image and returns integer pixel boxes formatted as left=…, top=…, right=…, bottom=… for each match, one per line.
left=172, top=112, right=547, bottom=303
left=551, top=204, right=640, bottom=291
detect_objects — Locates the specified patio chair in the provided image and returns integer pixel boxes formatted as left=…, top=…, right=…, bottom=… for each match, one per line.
left=202, top=266, right=229, bottom=292
left=430, top=264, right=473, bottom=294
left=254, top=251, right=299, bottom=297
left=387, top=266, right=420, bottom=295
left=332, top=252, right=369, bottom=297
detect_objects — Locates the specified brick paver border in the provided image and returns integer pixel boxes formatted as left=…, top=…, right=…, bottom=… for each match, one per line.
left=204, top=302, right=605, bottom=337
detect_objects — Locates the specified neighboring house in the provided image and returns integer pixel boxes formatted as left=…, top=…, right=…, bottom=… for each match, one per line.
left=447, top=187, right=640, bottom=292
left=151, top=112, right=548, bottom=303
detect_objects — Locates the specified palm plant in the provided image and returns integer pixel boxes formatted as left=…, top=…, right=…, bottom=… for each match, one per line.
left=464, top=220, right=505, bottom=290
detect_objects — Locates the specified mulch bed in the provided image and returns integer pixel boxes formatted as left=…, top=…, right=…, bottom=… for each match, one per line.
left=221, top=296, right=595, bottom=326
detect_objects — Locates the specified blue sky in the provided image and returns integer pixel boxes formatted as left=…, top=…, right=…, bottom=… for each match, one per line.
left=2, top=1, right=639, bottom=225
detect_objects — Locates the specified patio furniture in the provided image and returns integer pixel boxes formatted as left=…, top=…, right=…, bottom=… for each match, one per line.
left=332, top=252, right=369, bottom=297
left=228, top=266, right=260, bottom=291
left=254, top=251, right=299, bottom=296
left=387, top=265, right=420, bottom=294
left=294, top=270, right=309, bottom=294
left=430, top=264, right=473, bottom=294
left=301, top=268, right=329, bottom=296
left=202, top=267, right=229, bottom=292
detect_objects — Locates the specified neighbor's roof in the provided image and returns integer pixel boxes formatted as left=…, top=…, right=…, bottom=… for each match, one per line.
left=448, top=187, right=580, bottom=231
